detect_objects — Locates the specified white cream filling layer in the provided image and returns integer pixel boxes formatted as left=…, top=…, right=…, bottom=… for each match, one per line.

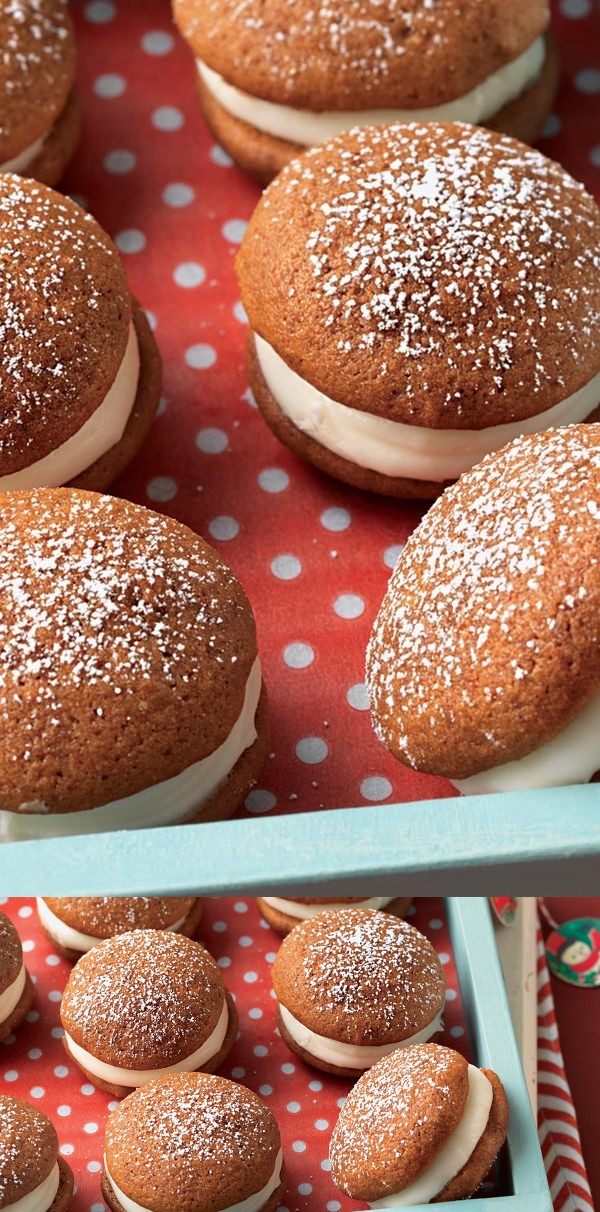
left=198, top=37, right=545, bottom=145
left=104, top=1148, right=283, bottom=1212
left=1, top=133, right=46, bottom=173
left=279, top=1003, right=444, bottom=1070
left=263, top=896, right=393, bottom=919
left=370, top=1066, right=493, bottom=1207
left=0, top=961, right=26, bottom=1022
left=36, top=898, right=188, bottom=954
left=6, top=1163, right=60, bottom=1212
left=454, top=684, right=600, bottom=795
left=0, top=658, right=261, bottom=842
left=65, top=998, right=229, bottom=1088
left=0, top=321, right=139, bottom=493
left=256, top=336, right=600, bottom=483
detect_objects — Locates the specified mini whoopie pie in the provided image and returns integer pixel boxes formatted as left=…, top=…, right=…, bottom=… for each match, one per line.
left=0, top=1096, right=73, bottom=1212
left=0, top=0, right=81, bottom=185
left=60, top=930, right=238, bottom=1097
left=367, top=424, right=600, bottom=794
left=36, top=897, right=203, bottom=961
left=236, top=122, right=600, bottom=500
left=0, top=912, right=33, bottom=1042
left=257, top=896, right=412, bottom=936
left=0, top=488, right=268, bottom=839
left=102, top=1072, right=285, bottom=1212
left=0, top=174, right=161, bottom=494
left=271, top=908, right=445, bottom=1077
left=329, top=1043, right=509, bottom=1206
left=172, top=0, right=558, bottom=184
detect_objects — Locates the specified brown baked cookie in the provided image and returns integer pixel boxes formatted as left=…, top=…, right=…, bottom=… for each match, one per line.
left=60, top=931, right=238, bottom=1097
left=0, top=175, right=160, bottom=493
left=37, top=897, right=204, bottom=961
left=0, top=1096, right=74, bottom=1212
left=257, top=895, right=412, bottom=936
left=330, top=1043, right=509, bottom=1205
left=0, top=912, right=33, bottom=1042
left=0, top=489, right=267, bottom=837
left=174, top=0, right=555, bottom=181
left=367, top=424, right=600, bottom=794
left=237, top=123, right=600, bottom=497
left=102, top=1072, right=285, bottom=1212
left=271, top=908, right=445, bottom=1077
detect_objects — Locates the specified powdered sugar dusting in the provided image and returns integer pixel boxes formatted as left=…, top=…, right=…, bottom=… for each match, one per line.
left=0, top=911, right=22, bottom=991
left=0, top=0, right=70, bottom=141
left=0, top=1096, right=55, bottom=1202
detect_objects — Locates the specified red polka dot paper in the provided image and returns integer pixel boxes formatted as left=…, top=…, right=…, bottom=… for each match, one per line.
left=57, top=0, right=599, bottom=818
left=1, top=896, right=496, bottom=1212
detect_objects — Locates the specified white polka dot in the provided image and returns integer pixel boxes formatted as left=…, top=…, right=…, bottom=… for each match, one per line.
left=589, top=145, right=600, bottom=167
left=45, top=954, right=60, bottom=967
left=234, top=902, right=248, bottom=913
left=21, top=940, right=34, bottom=952
left=94, top=73, right=125, bottom=98
left=30, top=1087, right=44, bottom=1098
left=258, top=467, right=289, bottom=493
left=186, top=344, right=217, bottom=371
left=81, top=1084, right=95, bottom=1096
left=281, top=1062, right=295, bottom=1074
left=383, top=543, right=404, bottom=569
left=233, top=301, right=248, bottom=324
left=254, top=1044, right=268, bottom=1057
left=4, top=1070, right=18, bottom=1081
left=315, top=1119, right=329, bottom=1131
left=54, top=1065, right=69, bottom=1077
left=85, top=0, right=115, bottom=20
left=438, top=952, right=450, bottom=964
left=91, top=1203, right=104, bottom=1212
left=320, top=507, right=351, bottom=532
left=333, top=593, right=364, bottom=619
left=429, top=918, right=443, bottom=929
left=163, top=182, right=195, bottom=207
left=2, top=1032, right=15, bottom=1043
left=146, top=476, right=177, bottom=503
left=142, top=30, right=174, bottom=54
left=48, top=990, right=61, bottom=1001
left=51, top=1027, right=64, bottom=1038
left=210, top=145, right=233, bottom=167
left=60, top=1144, right=74, bottom=1156
left=321, top=1160, right=332, bottom=1173
left=450, top=1025, right=465, bottom=1038
left=87, top=1162, right=102, bottom=1174
left=196, top=427, right=228, bottom=453
left=152, top=106, right=184, bottom=131
left=208, top=515, right=239, bottom=541
left=222, top=219, right=247, bottom=244
left=560, top=0, right=591, bottom=14
left=283, top=642, right=314, bottom=669
left=309, top=1080, right=323, bottom=1091
left=292, top=1140, right=306, bottom=1153
left=28, top=1049, right=42, bottom=1059
left=242, top=387, right=257, bottom=409
left=115, top=229, right=145, bottom=254
left=212, top=922, right=226, bottom=934
left=231, top=1067, right=245, bottom=1079
left=244, top=971, right=258, bottom=983
left=248, top=1007, right=263, bottom=1019
left=104, top=149, right=136, bottom=174
left=346, top=682, right=369, bottom=711
left=259, top=1084, right=273, bottom=1096
left=287, top=1101, right=301, bottom=1114
left=245, top=789, right=277, bottom=814
left=18, top=906, right=33, bottom=918
left=57, top=1106, right=71, bottom=1117
left=174, top=262, right=206, bottom=288
left=271, top=554, right=301, bottom=580
left=575, top=68, right=600, bottom=93
left=238, top=936, right=253, bottom=948
left=298, top=1184, right=312, bottom=1195
left=541, top=113, right=562, bottom=138
left=446, top=988, right=458, bottom=1001
left=26, top=1011, right=39, bottom=1023
left=84, top=1123, right=98, bottom=1134
left=327, top=1203, right=341, bottom=1211
left=218, top=956, right=231, bottom=968
left=145, top=310, right=157, bottom=331
left=360, top=776, right=392, bottom=802
left=296, top=737, right=328, bottom=764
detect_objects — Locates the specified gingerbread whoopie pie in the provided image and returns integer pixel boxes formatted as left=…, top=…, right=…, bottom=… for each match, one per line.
left=0, top=0, right=81, bottom=185
left=367, top=424, right=600, bottom=794
left=330, top=1043, right=509, bottom=1206
left=0, top=1096, right=73, bottom=1212
left=102, top=1072, right=285, bottom=1212
left=60, top=930, right=238, bottom=1096
left=271, top=908, right=445, bottom=1077
left=173, top=0, right=557, bottom=184
left=237, top=122, right=600, bottom=499
left=37, top=897, right=203, bottom=961
left=0, top=489, right=268, bottom=840
left=0, top=174, right=161, bottom=494
left=257, top=896, right=412, bottom=936
left=0, top=912, right=33, bottom=1042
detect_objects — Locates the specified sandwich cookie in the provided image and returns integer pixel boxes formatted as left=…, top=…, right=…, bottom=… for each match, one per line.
left=367, top=425, right=600, bottom=793
left=0, top=175, right=161, bottom=494
left=257, top=896, right=412, bottom=936
left=0, top=1097, right=73, bottom=1212
left=36, top=897, right=203, bottom=961
left=60, top=930, right=238, bottom=1097
left=237, top=122, right=600, bottom=498
left=329, top=1043, right=509, bottom=1206
left=271, top=908, right=445, bottom=1077
left=0, top=0, right=81, bottom=185
left=0, top=489, right=268, bottom=838
left=173, top=0, right=557, bottom=184
left=0, top=913, right=33, bottom=1042
left=101, top=1072, right=285, bottom=1212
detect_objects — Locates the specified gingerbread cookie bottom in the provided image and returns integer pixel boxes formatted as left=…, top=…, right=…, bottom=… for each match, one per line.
left=257, top=897, right=413, bottom=937
left=101, top=1163, right=286, bottom=1212
left=185, top=683, right=270, bottom=825
left=275, top=1003, right=444, bottom=1080
left=24, top=89, right=82, bottom=187
left=433, top=1069, right=509, bottom=1202
left=40, top=899, right=204, bottom=964
left=0, top=969, right=34, bottom=1042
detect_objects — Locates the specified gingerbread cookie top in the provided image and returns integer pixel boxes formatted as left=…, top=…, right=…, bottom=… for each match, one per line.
left=0, top=0, right=75, bottom=162
left=238, top=123, right=600, bottom=428
left=0, top=1096, right=58, bottom=1209
left=175, top=0, right=547, bottom=111
left=42, top=898, right=198, bottom=938
left=0, top=913, right=22, bottom=994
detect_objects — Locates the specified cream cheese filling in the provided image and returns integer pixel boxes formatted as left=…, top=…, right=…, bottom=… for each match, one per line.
left=104, top=1148, right=283, bottom=1212
left=369, top=1065, right=493, bottom=1207
left=454, top=684, right=600, bottom=795
left=279, top=1003, right=444, bottom=1070
left=0, top=321, right=139, bottom=492
left=263, top=896, right=394, bottom=919
left=0, top=961, right=26, bottom=1022
left=5, top=1163, right=60, bottom=1212
left=255, top=335, right=600, bottom=483
left=0, top=658, right=261, bottom=843
left=197, top=37, right=545, bottom=145
left=65, top=998, right=229, bottom=1087
left=36, top=898, right=189, bottom=954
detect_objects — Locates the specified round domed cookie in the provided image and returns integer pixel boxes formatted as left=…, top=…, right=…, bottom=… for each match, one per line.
left=367, top=424, right=600, bottom=794
left=173, top=0, right=557, bottom=184
left=329, top=1043, right=509, bottom=1206
left=0, top=1096, right=73, bottom=1212
left=37, top=897, right=204, bottom=961
left=60, top=930, right=238, bottom=1097
left=0, top=488, right=268, bottom=840
left=257, top=896, right=412, bottom=936
left=0, top=912, right=33, bottom=1041
left=102, top=1072, right=285, bottom=1212
left=0, top=0, right=81, bottom=185
left=237, top=122, right=600, bottom=499
left=271, top=908, right=445, bottom=1077
left=0, top=175, right=161, bottom=494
